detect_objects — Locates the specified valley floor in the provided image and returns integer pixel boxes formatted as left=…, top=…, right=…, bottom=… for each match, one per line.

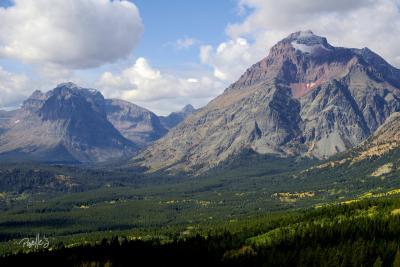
left=1, top=149, right=400, bottom=266
left=2, top=196, right=400, bottom=266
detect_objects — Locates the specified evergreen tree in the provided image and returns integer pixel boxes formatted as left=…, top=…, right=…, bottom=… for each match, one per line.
left=393, top=249, right=400, bottom=267
left=373, top=256, right=383, bottom=267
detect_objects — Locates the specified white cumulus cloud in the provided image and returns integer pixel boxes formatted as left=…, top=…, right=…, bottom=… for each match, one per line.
left=0, top=66, right=30, bottom=109
left=98, top=57, right=223, bottom=115
left=200, top=38, right=254, bottom=81
left=0, top=0, right=143, bottom=69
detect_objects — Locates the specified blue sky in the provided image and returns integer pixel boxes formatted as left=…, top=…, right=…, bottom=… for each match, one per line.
left=132, top=0, right=241, bottom=68
left=0, top=1, right=241, bottom=77
left=76, top=0, right=245, bottom=81
left=0, top=0, right=400, bottom=114
left=0, top=0, right=12, bottom=7
left=0, top=0, right=246, bottom=114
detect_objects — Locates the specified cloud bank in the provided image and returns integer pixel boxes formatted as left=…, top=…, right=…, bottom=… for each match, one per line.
left=0, top=0, right=143, bottom=69
left=98, top=57, right=223, bottom=115
left=0, top=66, right=29, bottom=108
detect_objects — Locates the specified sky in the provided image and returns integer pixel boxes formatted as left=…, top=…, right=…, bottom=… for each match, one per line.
left=0, top=0, right=400, bottom=115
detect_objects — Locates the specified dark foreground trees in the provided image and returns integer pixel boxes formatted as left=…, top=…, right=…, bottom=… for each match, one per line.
left=2, top=198, right=400, bottom=266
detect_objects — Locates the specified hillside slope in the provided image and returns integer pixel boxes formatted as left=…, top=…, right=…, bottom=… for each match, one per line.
left=136, top=31, right=400, bottom=173
left=0, top=83, right=137, bottom=163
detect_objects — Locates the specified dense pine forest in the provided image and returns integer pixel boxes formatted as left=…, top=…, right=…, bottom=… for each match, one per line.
left=2, top=197, right=400, bottom=266
left=1, top=149, right=400, bottom=266
left=1, top=1, right=400, bottom=266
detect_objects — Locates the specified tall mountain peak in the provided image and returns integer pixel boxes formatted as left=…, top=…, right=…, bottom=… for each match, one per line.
left=29, top=90, right=45, bottom=99
left=53, top=82, right=100, bottom=97
left=137, top=31, right=400, bottom=173
left=285, top=30, right=321, bottom=42
left=23, top=90, right=48, bottom=111
left=159, top=104, right=197, bottom=129
left=105, top=98, right=168, bottom=147
left=181, top=104, right=195, bottom=113
left=285, top=30, right=334, bottom=54
left=57, top=81, right=80, bottom=89
left=38, top=83, right=105, bottom=121
left=0, top=83, right=137, bottom=163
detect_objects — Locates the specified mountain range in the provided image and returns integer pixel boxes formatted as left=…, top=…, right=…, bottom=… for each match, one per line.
left=0, top=83, right=194, bottom=163
left=136, top=30, right=400, bottom=173
left=159, top=104, right=196, bottom=129
left=1, top=30, right=399, bottom=171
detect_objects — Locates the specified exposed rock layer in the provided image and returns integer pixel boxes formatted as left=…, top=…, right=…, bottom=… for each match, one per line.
left=137, top=31, right=400, bottom=172
left=0, top=83, right=137, bottom=163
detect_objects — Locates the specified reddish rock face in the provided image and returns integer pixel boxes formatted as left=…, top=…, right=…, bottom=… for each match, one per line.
left=228, top=31, right=400, bottom=98
left=227, top=31, right=368, bottom=98
left=137, top=31, right=400, bottom=173
left=290, top=82, right=319, bottom=98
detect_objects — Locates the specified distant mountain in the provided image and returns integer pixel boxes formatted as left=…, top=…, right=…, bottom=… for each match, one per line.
left=0, top=83, right=138, bottom=163
left=136, top=31, right=400, bottom=173
left=159, top=104, right=196, bottom=129
left=105, top=99, right=168, bottom=147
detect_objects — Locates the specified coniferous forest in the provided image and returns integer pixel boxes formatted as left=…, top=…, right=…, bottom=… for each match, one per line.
left=1, top=148, right=400, bottom=266
left=1, top=1, right=400, bottom=266
left=0, top=148, right=399, bottom=266
left=2, top=197, right=400, bottom=266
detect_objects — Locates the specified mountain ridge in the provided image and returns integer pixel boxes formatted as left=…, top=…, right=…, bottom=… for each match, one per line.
left=0, top=83, right=195, bottom=163
left=105, top=98, right=168, bottom=146
left=159, top=104, right=196, bottom=129
left=135, top=30, right=400, bottom=173
left=0, top=83, right=137, bottom=163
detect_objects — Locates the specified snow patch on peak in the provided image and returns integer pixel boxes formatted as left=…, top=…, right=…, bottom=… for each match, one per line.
left=57, top=82, right=80, bottom=89
left=54, top=82, right=99, bottom=96
left=297, top=30, right=314, bottom=38
left=291, top=42, right=313, bottom=53
left=291, top=41, right=333, bottom=54
left=287, top=30, right=334, bottom=54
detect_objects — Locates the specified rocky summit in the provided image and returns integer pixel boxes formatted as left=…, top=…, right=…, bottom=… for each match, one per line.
left=136, top=31, right=400, bottom=173
left=0, top=83, right=138, bottom=163
left=0, top=82, right=197, bottom=163
left=105, top=98, right=168, bottom=147
left=159, top=104, right=196, bottom=129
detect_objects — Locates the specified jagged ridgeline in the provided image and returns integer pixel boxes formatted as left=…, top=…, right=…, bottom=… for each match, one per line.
left=0, top=83, right=195, bottom=163
left=136, top=31, right=400, bottom=173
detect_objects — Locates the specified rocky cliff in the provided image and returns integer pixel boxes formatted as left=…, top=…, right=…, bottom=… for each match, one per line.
left=105, top=99, right=168, bottom=146
left=0, top=83, right=138, bottom=163
left=159, top=104, right=196, bottom=129
left=136, top=31, right=400, bottom=173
